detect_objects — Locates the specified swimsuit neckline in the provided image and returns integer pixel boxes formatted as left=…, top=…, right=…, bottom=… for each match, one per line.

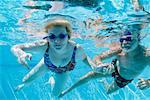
left=44, top=42, right=77, bottom=73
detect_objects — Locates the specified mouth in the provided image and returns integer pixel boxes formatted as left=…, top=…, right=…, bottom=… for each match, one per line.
left=54, top=44, right=62, bottom=49
left=122, top=44, right=131, bottom=49
left=123, top=46, right=130, bottom=49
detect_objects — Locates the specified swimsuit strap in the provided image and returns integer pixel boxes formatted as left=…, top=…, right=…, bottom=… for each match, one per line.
left=45, top=42, right=50, bottom=53
left=111, top=58, right=119, bottom=78
left=44, top=42, right=56, bottom=68
left=71, top=46, right=77, bottom=63
left=111, top=58, right=118, bottom=70
left=66, top=45, right=77, bottom=71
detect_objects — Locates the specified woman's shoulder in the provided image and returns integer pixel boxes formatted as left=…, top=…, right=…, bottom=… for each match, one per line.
left=31, top=39, right=48, bottom=46
left=26, top=39, right=48, bottom=48
left=68, top=41, right=85, bottom=58
left=12, top=40, right=49, bottom=52
left=14, top=39, right=48, bottom=48
left=68, top=40, right=82, bottom=50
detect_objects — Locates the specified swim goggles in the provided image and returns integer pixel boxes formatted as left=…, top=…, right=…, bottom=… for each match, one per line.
left=43, top=33, right=68, bottom=40
left=119, top=36, right=132, bottom=43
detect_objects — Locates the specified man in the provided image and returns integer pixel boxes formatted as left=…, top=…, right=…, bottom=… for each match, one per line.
left=59, top=24, right=150, bottom=97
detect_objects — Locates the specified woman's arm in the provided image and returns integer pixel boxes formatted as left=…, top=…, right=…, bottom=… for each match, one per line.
left=11, top=40, right=47, bottom=56
left=11, top=40, right=47, bottom=69
left=83, top=56, right=97, bottom=69
left=75, top=44, right=96, bottom=69
left=15, top=58, right=49, bottom=91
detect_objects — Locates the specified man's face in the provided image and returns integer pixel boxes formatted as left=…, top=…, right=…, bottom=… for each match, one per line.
left=120, top=35, right=139, bottom=52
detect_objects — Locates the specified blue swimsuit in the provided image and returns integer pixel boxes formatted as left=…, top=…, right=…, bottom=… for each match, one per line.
left=44, top=43, right=77, bottom=74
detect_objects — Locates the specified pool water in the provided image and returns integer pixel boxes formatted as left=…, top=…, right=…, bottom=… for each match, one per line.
left=0, top=0, right=150, bottom=100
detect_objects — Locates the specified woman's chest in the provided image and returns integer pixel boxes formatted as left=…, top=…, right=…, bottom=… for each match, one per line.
left=48, top=50, right=74, bottom=67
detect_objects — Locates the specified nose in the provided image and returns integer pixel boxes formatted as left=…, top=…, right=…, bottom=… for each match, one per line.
left=122, top=40, right=128, bottom=44
left=54, top=38, right=61, bottom=43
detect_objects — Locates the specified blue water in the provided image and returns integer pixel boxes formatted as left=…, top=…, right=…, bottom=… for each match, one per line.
left=0, top=0, right=150, bottom=99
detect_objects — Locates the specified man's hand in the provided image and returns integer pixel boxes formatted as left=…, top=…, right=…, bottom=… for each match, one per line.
left=94, top=63, right=114, bottom=74
left=137, top=78, right=150, bottom=90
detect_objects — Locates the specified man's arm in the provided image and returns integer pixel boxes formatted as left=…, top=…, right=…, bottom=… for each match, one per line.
left=145, top=48, right=150, bottom=56
left=145, top=48, right=150, bottom=65
left=137, top=78, right=150, bottom=90
left=93, top=48, right=122, bottom=65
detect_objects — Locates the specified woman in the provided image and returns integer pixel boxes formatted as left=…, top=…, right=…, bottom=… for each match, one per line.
left=11, top=19, right=95, bottom=97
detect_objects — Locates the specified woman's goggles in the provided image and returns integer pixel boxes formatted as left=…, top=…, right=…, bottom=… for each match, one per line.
left=43, top=33, right=68, bottom=40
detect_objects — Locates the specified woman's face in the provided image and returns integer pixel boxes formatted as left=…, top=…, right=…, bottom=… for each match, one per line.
left=47, top=26, right=69, bottom=51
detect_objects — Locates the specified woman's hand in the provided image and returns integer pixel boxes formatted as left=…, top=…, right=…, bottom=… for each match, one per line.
left=18, top=53, right=32, bottom=69
left=137, top=78, right=150, bottom=90
left=93, top=55, right=103, bottom=65
left=15, top=83, right=25, bottom=92
left=94, top=63, right=114, bottom=74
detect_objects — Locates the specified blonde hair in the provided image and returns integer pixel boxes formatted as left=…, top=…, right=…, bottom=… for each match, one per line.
left=44, top=19, right=72, bottom=39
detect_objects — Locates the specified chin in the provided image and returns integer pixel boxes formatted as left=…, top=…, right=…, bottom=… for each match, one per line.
left=54, top=45, right=62, bottom=49
left=122, top=42, right=138, bottom=52
left=54, top=47, right=62, bottom=50
left=123, top=48, right=132, bottom=52
left=123, top=46, right=137, bottom=52
left=54, top=46, right=65, bottom=51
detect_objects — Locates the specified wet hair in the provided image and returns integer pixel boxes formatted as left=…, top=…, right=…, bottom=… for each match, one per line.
left=122, top=30, right=132, bottom=36
left=128, top=24, right=142, bottom=32
left=44, top=19, right=72, bottom=39
left=121, top=30, right=141, bottom=41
